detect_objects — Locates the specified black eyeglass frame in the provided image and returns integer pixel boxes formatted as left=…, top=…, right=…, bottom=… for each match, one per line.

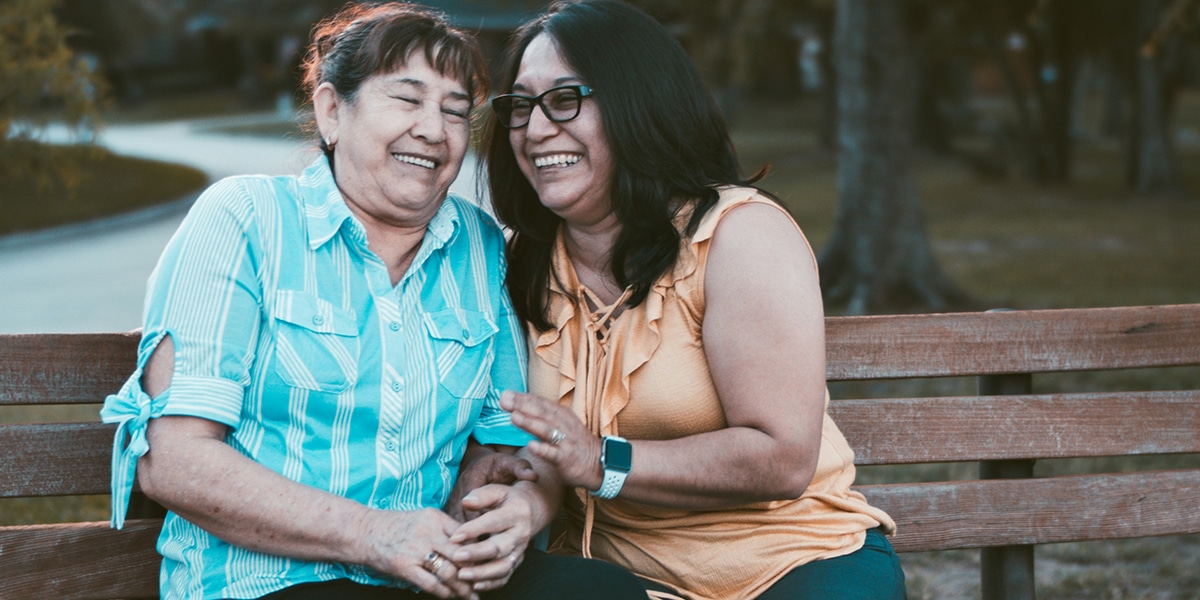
left=491, top=85, right=595, bottom=129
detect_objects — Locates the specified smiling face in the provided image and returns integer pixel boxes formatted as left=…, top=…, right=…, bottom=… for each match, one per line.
left=314, top=52, right=471, bottom=231
left=509, top=33, right=616, bottom=227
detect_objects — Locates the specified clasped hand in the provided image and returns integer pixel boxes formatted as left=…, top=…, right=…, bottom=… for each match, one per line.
left=358, top=451, right=538, bottom=599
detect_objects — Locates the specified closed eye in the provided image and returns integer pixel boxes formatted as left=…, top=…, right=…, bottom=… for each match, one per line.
left=442, top=106, right=469, bottom=120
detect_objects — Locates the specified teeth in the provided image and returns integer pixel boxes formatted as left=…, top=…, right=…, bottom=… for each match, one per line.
left=534, top=154, right=582, bottom=168
left=394, top=154, right=435, bottom=169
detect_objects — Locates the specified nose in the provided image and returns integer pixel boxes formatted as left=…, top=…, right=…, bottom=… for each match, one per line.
left=411, top=103, right=447, bottom=143
left=524, top=102, right=560, bottom=142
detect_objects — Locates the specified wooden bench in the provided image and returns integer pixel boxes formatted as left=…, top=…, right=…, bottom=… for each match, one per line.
left=3, top=304, right=1199, bottom=599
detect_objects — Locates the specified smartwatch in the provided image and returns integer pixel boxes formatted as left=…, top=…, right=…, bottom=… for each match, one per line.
left=590, top=435, right=632, bottom=499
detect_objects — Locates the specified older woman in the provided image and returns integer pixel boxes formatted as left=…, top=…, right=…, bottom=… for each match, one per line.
left=100, top=4, right=646, bottom=599
left=485, top=1, right=907, bottom=599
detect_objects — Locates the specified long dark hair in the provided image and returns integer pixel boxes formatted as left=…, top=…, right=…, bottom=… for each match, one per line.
left=485, top=0, right=764, bottom=332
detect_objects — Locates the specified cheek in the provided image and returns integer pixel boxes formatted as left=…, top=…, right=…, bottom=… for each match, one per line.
left=510, top=133, right=534, bottom=174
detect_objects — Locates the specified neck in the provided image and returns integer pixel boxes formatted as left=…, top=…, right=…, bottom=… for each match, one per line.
left=562, top=214, right=621, bottom=276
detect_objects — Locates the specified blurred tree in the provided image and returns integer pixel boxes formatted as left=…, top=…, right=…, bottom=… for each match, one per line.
left=1127, top=0, right=1193, bottom=198
left=968, top=0, right=1086, bottom=183
left=818, top=0, right=967, bottom=314
left=0, top=0, right=105, bottom=188
left=629, top=0, right=804, bottom=121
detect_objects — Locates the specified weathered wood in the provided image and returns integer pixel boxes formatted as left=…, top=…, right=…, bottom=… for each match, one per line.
left=831, top=390, right=1200, bottom=465
left=0, top=519, right=161, bottom=599
left=30, top=390, right=1198, bottom=495
left=2, top=306, right=1198, bottom=599
left=0, top=333, right=139, bottom=406
left=977, top=370, right=1035, bottom=600
left=826, top=304, right=1200, bottom=381
left=0, top=423, right=116, bottom=497
left=859, top=469, right=1200, bottom=552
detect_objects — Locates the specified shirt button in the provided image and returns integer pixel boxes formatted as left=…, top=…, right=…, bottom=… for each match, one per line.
left=461, top=328, right=471, bottom=340
left=391, top=381, right=402, bottom=392
left=385, top=441, right=395, bottom=451
left=374, top=498, right=388, bottom=509
left=389, top=321, right=400, bottom=332
left=312, top=315, right=325, bottom=326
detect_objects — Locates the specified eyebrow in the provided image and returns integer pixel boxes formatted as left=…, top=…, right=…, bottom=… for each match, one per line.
left=512, top=76, right=582, bottom=93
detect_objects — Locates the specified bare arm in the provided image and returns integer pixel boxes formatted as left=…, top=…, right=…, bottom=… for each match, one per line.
left=507, top=202, right=826, bottom=509
left=137, top=337, right=477, bottom=599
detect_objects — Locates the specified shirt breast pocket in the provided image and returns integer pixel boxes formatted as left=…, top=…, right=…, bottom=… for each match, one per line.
left=423, top=310, right=498, bottom=400
left=272, top=290, right=360, bottom=393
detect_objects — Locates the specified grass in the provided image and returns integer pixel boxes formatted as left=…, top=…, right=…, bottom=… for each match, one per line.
left=4, top=89, right=1200, bottom=597
left=0, top=145, right=208, bottom=236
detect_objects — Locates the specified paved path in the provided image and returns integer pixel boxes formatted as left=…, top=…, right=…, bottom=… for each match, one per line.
left=0, top=113, right=480, bottom=333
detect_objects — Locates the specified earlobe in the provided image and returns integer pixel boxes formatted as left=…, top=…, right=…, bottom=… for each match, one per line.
left=313, top=82, right=340, bottom=148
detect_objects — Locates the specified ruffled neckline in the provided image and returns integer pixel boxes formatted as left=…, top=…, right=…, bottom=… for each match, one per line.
left=532, top=187, right=759, bottom=436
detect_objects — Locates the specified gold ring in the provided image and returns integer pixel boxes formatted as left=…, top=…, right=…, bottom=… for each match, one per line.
left=549, top=429, right=565, bottom=445
left=424, top=551, right=447, bottom=574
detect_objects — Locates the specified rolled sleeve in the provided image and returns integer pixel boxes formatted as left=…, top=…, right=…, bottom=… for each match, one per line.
left=101, top=178, right=263, bottom=528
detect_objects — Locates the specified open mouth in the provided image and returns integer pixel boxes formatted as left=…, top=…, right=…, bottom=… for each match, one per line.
left=534, top=154, right=582, bottom=169
left=393, top=153, right=436, bottom=169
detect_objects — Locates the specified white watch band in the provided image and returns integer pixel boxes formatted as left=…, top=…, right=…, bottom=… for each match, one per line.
left=592, top=468, right=628, bottom=499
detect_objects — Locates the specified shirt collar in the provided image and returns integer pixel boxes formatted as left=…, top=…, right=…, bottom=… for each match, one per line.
left=298, top=154, right=355, bottom=250
left=297, top=154, right=463, bottom=252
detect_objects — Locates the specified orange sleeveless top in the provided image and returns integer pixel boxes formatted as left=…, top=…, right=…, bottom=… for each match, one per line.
left=528, top=187, right=894, bottom=600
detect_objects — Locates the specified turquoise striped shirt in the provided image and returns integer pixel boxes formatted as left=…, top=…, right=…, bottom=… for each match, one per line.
left=101, top=156, right=530, bottom=599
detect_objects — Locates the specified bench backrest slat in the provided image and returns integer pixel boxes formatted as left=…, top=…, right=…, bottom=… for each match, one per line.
left=826, top=304, right=1200, bottom=380
left=831, top=390, right=1200, bottom=465
left=860, top=468, right=1200, bottom=552
left=0, top=519, right=161, bottom=600
left=0, top=423, right=115, bottom=497
left=0, top=333, right=139, bottom=405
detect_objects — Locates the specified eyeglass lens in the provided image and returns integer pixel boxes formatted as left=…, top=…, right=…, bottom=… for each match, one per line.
left=495, top=86, right=588, bottom=129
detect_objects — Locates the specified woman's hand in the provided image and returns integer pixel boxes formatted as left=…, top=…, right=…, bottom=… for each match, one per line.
left=500, top=391, right=604, bottom=492
left=447, top=483, right=539, bottom=593
left=444, top=442, right=537, bottom=522
left=356, top=507, right=479, bottom=599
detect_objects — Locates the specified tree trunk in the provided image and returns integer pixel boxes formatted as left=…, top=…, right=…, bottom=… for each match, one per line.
left=818, top=0, right=967, bottom=315
left=1128, top=0, right=1187, bottom=198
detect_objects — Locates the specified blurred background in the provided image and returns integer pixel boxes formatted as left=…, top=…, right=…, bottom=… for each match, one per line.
left=2, top=1, right=1199, bottom=597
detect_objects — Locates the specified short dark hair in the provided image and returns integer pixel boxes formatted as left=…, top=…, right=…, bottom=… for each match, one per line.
left=484, top=0, right=762, bottom=331
left=301, top=2, right=488, bottom=152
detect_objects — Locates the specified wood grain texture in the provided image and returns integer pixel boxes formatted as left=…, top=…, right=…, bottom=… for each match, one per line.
left=0, top=422, right=116, bottom=497
left=826, top=304, right=1200, bottom=381
left=831, top=390, right=1200, bottom=465
left=0, top=519, right=161, bottom=599
left=860, top=469, right=1200, bottom=552
left=0, top=332, right=139, bottom=405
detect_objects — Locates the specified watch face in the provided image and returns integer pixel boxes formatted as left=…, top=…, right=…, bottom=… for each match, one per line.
left=604, top=437, right=633, bottom=472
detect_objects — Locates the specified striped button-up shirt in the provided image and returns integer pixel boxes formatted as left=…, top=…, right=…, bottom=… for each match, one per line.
left=101, top=156, right=530, bottom=599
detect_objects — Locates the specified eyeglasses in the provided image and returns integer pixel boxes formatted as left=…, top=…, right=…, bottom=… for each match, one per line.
left=491, top=85, right=595, bottom=129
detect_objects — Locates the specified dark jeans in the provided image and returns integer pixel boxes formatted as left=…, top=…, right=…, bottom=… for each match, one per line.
left=642, top=528, right=907, bottom=600
left=258, top=549, right=647, bottom=600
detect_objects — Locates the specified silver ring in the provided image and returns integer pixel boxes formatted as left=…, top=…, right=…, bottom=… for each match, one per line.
left=424, top=551, right=447, bottom=574
left=549, top=429, right=565, bottom=445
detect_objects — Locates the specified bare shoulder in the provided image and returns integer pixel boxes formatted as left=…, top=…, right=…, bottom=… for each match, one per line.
left=705, top=199, right=816, bottom=280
